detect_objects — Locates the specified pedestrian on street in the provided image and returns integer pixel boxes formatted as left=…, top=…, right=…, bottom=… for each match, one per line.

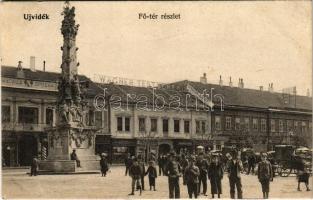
left=145, top=160, right=158, bottom=191
left=184, top=156, right=200, bottom=199
left=158, top=155, right=164, bottom=176
left=180, top=154, right=189, bottom=184
left=100, top=153, right=109, bottom=177
left=165, top=151, right=182, bottom=199
left=138, top=155, right=146, bottom=191
left=257, top=153, right=273, bottom=199
left=128, top=157, right=142, bottom=196
left=247, top=153, right=256, bottom=175
left=30, top=156, right=39, bottom=176
left=70, top=149, right=81, bottom=168
left=226, top=152, right=243, bottom=199
left=196, top=152, right=209, bottom=196
left=208, top=155, right=224, bottom=198
left=295, top=156, right=310, bottom=192
left=124, top=153, right=132, bottom=176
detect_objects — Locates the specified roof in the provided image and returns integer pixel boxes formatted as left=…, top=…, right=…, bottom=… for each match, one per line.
left=165, top=80, right=312, bottom=111
left=1, top=65, right=102, bottom=97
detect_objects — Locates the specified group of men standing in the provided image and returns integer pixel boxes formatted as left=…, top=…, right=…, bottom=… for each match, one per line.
left=124, top=150, right=274, bottom=199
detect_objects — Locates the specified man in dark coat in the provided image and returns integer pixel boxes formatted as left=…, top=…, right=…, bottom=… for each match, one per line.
left=129, top=158, right=142, bottom=196
left=138, top=155, right=146, bottom=191
left=247, top=154, right=256, bottom=175
left=208, top=155, right=224, bottom=198
left=226, top=152, right=243, bottom=199
left=184, top=156, right=200, bottom=199
left=158, top=155, right=164, bottom=176
left=145, top=160, right=158, bottom=191
left=100, top=153, right=109, bottom=177
left=70, top=149, right=81, bottom=167
left=165, top=152, right=182, bottom=199
left=124, top=153, right=132, bottom=176
left=196, top=153, right=209, bottom=196
left=257, top=153, right=273, bottom=199
left=30, top=157, right=39, bottom=176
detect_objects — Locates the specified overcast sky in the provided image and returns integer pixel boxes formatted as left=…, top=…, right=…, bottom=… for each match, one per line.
left=1, top=1, right=312, bottom=95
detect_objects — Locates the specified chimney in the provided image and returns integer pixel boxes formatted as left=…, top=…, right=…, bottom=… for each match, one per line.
left=30, top=56, right=36, bottom=72
left=241, top=78, right=244, bottom=88
left=17, top=61, right=23, bottom=70
left=200, top=73, right=207, bottom=84
left=229, top=77, right=233, bottom=87
left=268, top=83, right=274, bottom=93
left=238, top=78, right=244, bottom=88
left=306, top=88, right=310, bottom=97
left=260, top=86, right=263, bottom=91
left=43, top=60, right=46, bottom=71
left=17, top=61, right=25, bottom=78
left=219, top=75, right=223, bottom=86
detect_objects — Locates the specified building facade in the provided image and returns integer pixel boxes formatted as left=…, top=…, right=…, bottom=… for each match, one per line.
left=2, top=65, right=312, bottom=166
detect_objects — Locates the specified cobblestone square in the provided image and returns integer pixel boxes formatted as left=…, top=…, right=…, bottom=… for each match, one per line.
left=2, top=166, right=312, bottom=199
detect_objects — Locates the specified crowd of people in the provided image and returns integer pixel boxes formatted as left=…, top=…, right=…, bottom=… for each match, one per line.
left=120, top=150, right=280, bottom=199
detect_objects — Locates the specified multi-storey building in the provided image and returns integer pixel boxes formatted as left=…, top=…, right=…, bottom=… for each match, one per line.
left=2, top=65, right=312, bottom=166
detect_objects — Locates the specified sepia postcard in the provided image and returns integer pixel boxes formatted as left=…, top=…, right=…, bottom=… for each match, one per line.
left=0, top=1, right=312, bottom=199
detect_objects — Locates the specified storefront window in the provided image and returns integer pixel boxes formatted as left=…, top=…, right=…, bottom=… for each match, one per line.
left=215, top=116, right=221, bottom=130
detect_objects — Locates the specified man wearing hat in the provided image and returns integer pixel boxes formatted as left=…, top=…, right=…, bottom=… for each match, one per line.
left=70, top=149, right=81, bottom=168
left=226, top=151, right=243, bottom=199
left=164, top=151, right=182, bottom=199
left=100, top=153, right=109, bottom=177
left=208, top=154, right=224, bottom=198
left=257, top=153, right=273, bottom=199
left=196, top=152, right=210, bottom=196
left=129, top=157, right=142, bottom=196
left=184, top=156, right=200, bottom=199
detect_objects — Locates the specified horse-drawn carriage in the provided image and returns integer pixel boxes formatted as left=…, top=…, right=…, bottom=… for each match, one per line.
left=273, top=145, right=312, bottom=177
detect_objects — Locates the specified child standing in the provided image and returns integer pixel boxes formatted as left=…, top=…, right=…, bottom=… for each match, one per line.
left=145, top=160, right=158, bottom=191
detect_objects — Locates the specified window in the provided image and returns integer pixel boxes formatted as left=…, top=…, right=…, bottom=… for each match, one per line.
left=261, top=119, right=266, bottom=132
left=225, top=117, right=232, bottom=130
left=309, top=122, right=312, bottom=132
left=201, top=121, right=206, bottom=133
left=215, top=116, right=221, bottom=130
left=196, top=121, right=201, bottom=133
left=18, top=107, right=38, bottom=124
left=46, top=108, right=54, bottom=125
left=139, top=118, right=146, bottom=132
left=2, top=106, right=10, bottom=123
left=163, top=119, right=169, bottom=132
left=301, top=122, right=306, bottom=133
left=294, top=121, right=298, bottom=132
left=117, top=117, right=123, bottom=131
left=271, top=119, right=275, bottom=132
left=95, top=111, right=102, bottom=128
left=184, top=120, right=190, bottom=133
left=287, top=120, right=293, bottom=132
left=244, top=118, right=249, bottom=131
left=151, top=118, right=157, bottom=132
left=235, top=117, right=240, bottom=130
left=174, top=119, right=180, bottom=133
left=253, top=118, right=258, bottom=131
left=88, top=110, right=94, bottom=126
left=279, top=120, right=284, bottom=133
left=125, top=117, right=130, bottom=132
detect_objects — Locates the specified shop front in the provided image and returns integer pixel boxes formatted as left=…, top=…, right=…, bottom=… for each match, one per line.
left=173, top=140, right=193, bottom=154
left=111, top=139, right=136, bottom=163
left=95, top=135, right=112, bottom=162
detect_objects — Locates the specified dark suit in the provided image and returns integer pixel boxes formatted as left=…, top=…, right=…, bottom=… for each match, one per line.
left=226, top=159, right=243, bottom=199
